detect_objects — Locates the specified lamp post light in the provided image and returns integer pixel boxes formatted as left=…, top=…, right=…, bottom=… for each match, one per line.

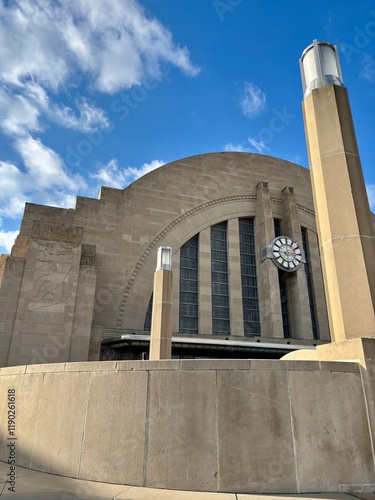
left=300, top=40, right=375, bottom=341
left=149, top=246, right=173, bottom=360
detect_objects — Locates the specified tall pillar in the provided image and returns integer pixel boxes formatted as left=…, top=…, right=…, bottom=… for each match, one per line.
left=68, top=244, right=97, bottom=362
left=282, top=187, right=313, bottom=339
left=172, top=249, right=180, bottom=333
left=256, top=181, right=283, bottom=338
left=301, top=40, right=375, bottom=341
left=227, top=218, right=244, bottom=336
left=198, top=228, right=212, bottom=335
left=305, top=229, right=330, bottom=341
left=149, top=247, right=173, bottom=360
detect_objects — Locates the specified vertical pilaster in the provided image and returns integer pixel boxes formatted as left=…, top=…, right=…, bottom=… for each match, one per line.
left=305, top=229, right=330, bottom=341
left=198, top=227, right=212, bottom=335
left=256, top=181, right=283, bottom=338
left=0, top=257, right=25, bottom=367
left=282, top=187, right=313, bottom=339
left=172, top=249, right=180, bottom=333
left=227, top=218, right=244, bottom=336
left=69, top=245, right=97, bottom=362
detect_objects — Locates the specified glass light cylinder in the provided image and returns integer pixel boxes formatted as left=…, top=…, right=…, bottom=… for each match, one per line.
left=156, top=246, right=172, bottom=271
left=300, top=40, right=344, bottom=97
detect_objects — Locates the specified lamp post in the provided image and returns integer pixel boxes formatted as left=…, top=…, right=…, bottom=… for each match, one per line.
left=300, top=40, right=375, bottom=341
left=149, top=246, right=173, bottom=360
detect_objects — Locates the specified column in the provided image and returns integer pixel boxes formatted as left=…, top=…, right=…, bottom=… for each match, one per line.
left=227, top=218, right=244, bottom=336
left=68, top=244, right=97, bottom=362
left=302, top=84, right=375, bottom=340
left=172, top=249, right=180, bottom=333
left=198, top=228, right=212, bottom=335
left=282, top=187, right=313, bottom=339
left=305, top=229, right=330, bottom=341
left=256, top=181, right=283, bottom=338
left=149, top=267, right=173, bottom=360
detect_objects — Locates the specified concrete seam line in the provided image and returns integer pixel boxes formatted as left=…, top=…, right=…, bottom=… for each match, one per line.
left=215, top=369, right=220, bottom=492
left=359, top=366, right=375, bottom=471
left=78, top=371, right=91, bottom=478
left=30, top=371, right=45, bottom=470
left=142, top=370, right=151, bottom=487
left=286, top=370, right=299, bottom=493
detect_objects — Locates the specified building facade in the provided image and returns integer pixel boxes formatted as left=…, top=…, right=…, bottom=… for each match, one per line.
left=0, top=152, right=338, bottom=367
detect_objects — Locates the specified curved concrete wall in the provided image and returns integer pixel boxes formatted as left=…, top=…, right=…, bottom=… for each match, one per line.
left=0, top=359, right=374, bottom=493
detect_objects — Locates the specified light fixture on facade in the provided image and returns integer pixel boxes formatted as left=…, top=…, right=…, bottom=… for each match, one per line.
left=156, top=246, right=172, bottom=271
left=300, top=39, right=343, bottom=97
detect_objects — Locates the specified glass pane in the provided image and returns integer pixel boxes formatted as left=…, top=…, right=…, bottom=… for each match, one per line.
left=211, top=260, right=228, bottom=273
left=212, top=283, right=229, bottom=296
left=212, top=294, right=229, bottom=307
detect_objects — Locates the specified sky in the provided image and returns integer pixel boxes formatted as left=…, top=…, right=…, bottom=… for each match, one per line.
left=0, top=0, right=374, bottom=254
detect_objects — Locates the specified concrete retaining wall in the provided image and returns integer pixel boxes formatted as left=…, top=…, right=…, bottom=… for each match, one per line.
left=0, top=359, right=374, bottom=493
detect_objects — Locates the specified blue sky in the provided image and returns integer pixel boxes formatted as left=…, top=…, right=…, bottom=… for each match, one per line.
left=0, top=0, right=374, bottom=254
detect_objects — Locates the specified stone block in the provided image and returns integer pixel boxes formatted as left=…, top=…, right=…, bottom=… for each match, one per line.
left=64, top=361, right=116, bottom=372
left=217, top=369, right=296, bottom=493
left=0, top=365, right=26, bottom=375
left=79, top=370, right=148, bottom=485
left=288, top=370, right=374, bottom=491
left=180, top=359, right=250, bottom=371
left=0, top=373, right=43, bottom=468
left=145, top=370, right=218, bottom=491
left=25, top=363, right=66, bottom=373
left=30, top=372, right=90, bottom=477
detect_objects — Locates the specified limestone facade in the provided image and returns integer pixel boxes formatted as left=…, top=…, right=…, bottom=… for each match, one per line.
left=1, top=152, right=367, bottom=367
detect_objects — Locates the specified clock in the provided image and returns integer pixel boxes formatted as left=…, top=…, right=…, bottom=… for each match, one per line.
left=270, top=236, right=303, bottom=272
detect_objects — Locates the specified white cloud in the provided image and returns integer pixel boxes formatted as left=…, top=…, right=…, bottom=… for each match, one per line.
left=239, top=82, right=266, bottom=118
left=0, top=88, right=41, bottom=136
left=15, top=136, right=84, bottom=191
left=0, top=1, right=199, bottom=137
left=0, top=141, right=86, bottom=222
left=360, top=53, right=375, bottom=83
left=247, top=137, right=269, bottom=154
left=50, top=99, right=110, bottom=133
left=0, top=230, right=19, bottom=254
left=224, top=138, right=269, bottom=154
left=223, top=143, right=251, bottom=153
left=93, top=158, right=165, bottom=189
left=0, top=0, right=199, bottom=243
left=366, top=183, right=375, bottom=211
left=0, top=0, right=200, bottom=94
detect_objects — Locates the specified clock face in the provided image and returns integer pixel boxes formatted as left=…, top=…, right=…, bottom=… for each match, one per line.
left=271, top=236, right=303, bottom=272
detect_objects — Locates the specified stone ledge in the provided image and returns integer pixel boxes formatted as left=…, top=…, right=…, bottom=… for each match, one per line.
left=0, top=358, right=364, bottom=375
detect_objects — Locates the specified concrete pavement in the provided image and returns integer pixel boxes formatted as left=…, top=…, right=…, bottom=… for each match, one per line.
left=1, top=462, right=374, bottom=500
